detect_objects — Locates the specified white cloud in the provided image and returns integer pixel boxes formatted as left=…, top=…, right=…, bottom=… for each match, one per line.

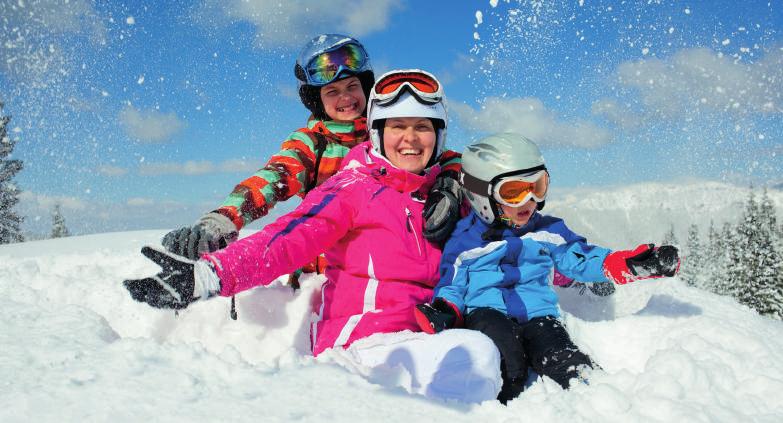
left=97, top=165, right=129, bottom=177
left=452, top=97, right=613, bottom=148
left=590, top=98, right=642, bottom=130
left=614, top=46, right=783, bottom=118
left=193, top=0, right=401, bottom=48
left=218, top=159, right=260, bottom=173
left=119, top=105, right=185, bottom=143
left=139, top=159, right=259, bottom=176
left=18, top=191, right=88, bottom=212
left=139, top=161, right=213, bottom=176
left=127, top=197, right=155, bottom=207
left=437, top=53, right=479, bottom=86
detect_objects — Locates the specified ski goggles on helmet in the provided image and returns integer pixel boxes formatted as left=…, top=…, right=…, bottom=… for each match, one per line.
left=492, top=170, right=549, bottom=207
left=462, top=167, right=549, bottom=207
left=302, top=42, right=369, bottom=86
left=372, top=70, right=443, bottom=106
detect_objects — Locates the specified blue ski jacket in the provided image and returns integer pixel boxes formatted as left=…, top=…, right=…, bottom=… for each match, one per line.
left=434, top=211, right=612, bottom=322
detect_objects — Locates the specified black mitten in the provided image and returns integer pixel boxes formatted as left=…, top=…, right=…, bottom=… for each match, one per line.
left=423, top=173, right=462, bottom=243
left=414, top=298, right=460, bottom=334
left=124, top=246, right=219, bottom=309
left=627, top=245, right=680, bottom=278
left=604, top=244, right=680, bottom=284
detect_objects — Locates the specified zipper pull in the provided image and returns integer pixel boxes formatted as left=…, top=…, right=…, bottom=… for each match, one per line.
left=405, top=208, right=412, bottom=232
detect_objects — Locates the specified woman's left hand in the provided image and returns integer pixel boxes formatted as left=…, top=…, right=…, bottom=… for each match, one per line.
left=422, top=173, right=462, bottom=243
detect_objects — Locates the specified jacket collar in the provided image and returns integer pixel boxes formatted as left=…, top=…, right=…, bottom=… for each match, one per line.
left=343, top=142, right=439, bottom=194
left=471, top=210, right=542, bottom=241
left=308, top=116, right=368, bottom=144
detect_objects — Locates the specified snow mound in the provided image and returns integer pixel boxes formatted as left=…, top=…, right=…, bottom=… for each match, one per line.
left=2, top=231, right=783, bottom=421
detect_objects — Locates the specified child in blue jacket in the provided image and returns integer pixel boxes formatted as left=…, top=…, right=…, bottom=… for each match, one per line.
left=415, top=133, right=680, bottom=404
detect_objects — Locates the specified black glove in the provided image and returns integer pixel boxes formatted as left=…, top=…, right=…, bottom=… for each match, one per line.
left=422, top=173, right=463, bottom=243
left=604, top=244, right=680, bottom=284
left=162, top=212, right=238, bottom=260
left=628, top=245, right=680, bottom=278
left=414, top=298, right=459, bottom=334
left=124, top=246, right=220, bottom=309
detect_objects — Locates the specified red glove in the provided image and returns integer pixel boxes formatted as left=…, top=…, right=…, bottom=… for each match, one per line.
left=414, top=298, right=463, bottom=334
left=604, top=244, right=680, bottom=285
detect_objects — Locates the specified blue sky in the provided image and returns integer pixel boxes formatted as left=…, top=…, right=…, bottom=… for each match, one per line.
left=1, top=0, right=781, bottom=235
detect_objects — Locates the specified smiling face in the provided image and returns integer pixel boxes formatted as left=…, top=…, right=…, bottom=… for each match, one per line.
left=382, top=117, right=436, bottom=174
left=319, top=76, right=367, bottom=121
left=499, top=199, right=538, bottom=227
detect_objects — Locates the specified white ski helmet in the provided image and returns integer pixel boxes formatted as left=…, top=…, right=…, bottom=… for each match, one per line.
left=461, top=133, right=548, bottom=224
left=367, top=69, right=447, bottom=169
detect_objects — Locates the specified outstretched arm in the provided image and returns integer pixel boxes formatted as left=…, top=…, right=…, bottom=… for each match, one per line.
left=205, top=171, right=363, bottom=297
left=161, top=129, right=327, bottom=259
left=217, top=130, right=328, bottom=229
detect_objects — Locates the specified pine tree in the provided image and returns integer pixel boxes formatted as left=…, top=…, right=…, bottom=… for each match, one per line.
left=0, top=102, right=24, bottom=244
left=682, top=224, right=703, bottom=288
left=662, top=223, right=678, bottom=246
left=715, top=221, right=738, bottom=297
left=733, top=189, right=781, bottom=318
left=702, top=220, right=722, bottom=293
left=50, top=204, right=70, bottom=238
left=756, top=188, right=783, bottom=318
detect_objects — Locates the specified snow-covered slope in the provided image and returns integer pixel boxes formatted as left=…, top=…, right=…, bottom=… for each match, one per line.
left=2, top=231, right=783, bottom=422
left=547, top=182, right=783, bottom=249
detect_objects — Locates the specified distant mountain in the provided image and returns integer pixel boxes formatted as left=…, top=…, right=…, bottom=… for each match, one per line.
left=546, top=181, right=783, bottom=249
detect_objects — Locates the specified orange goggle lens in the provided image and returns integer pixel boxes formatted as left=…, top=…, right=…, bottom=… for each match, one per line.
left=495, top=172, right=549, bottom=205
left=374, top=72, right=440, bottom=95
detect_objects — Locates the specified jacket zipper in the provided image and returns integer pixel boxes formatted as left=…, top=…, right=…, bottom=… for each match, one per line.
left=405, top=207, right=423, bottom=256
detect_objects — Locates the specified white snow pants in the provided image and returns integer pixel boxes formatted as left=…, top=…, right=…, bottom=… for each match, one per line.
left=329, top=329, right=502, bottom=403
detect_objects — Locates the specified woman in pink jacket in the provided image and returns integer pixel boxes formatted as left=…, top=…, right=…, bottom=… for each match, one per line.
left=124, top=69, right=502, bottom=403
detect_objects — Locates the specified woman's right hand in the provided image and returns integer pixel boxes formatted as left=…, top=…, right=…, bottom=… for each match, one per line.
left=124, top=246, right=220, bottom=309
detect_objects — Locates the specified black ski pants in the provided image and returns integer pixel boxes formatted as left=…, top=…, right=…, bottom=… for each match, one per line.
left=464, top=307, right=594, bottom=403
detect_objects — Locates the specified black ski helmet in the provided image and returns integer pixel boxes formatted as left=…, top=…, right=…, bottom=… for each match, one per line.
left=294, top=34, right=375, bottom=120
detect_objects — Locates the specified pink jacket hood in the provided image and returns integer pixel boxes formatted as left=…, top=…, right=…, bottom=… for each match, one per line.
left=205, top=141, right=443, bottom=355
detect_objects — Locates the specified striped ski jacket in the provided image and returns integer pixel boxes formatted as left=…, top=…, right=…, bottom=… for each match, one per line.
left=205, top=141, right=445, bottom=355
left=214, top=116, right=462, bottom=230
left=434, top=211, right=612, bottom=322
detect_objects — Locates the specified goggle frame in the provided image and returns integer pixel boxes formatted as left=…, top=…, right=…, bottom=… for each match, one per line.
left=303, top=42, right=369, bottom=86
left=372, top=71, right=443, bottom=107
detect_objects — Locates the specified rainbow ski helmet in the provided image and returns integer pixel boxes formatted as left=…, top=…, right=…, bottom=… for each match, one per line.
left=366, top=69, right=448, bottom=169
left=461, top=133, right=549, bottom=224
left=294, top=34, right=375, bottom=120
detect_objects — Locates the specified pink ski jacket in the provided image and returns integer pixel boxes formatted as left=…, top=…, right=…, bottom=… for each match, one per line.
left=204, top=141, right=443, bottom=355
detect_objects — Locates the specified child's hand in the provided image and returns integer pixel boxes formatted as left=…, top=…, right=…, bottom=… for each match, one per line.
left=603, top=244, right=680, bottom=285
left=414, top=298, right=462, bottom=333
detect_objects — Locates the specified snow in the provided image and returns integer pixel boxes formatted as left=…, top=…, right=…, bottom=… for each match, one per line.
left=2, top=231, right=783, bottom=421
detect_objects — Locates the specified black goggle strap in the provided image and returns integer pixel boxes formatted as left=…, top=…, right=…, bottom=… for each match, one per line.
left=460, top=171, right=492, bottom=197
